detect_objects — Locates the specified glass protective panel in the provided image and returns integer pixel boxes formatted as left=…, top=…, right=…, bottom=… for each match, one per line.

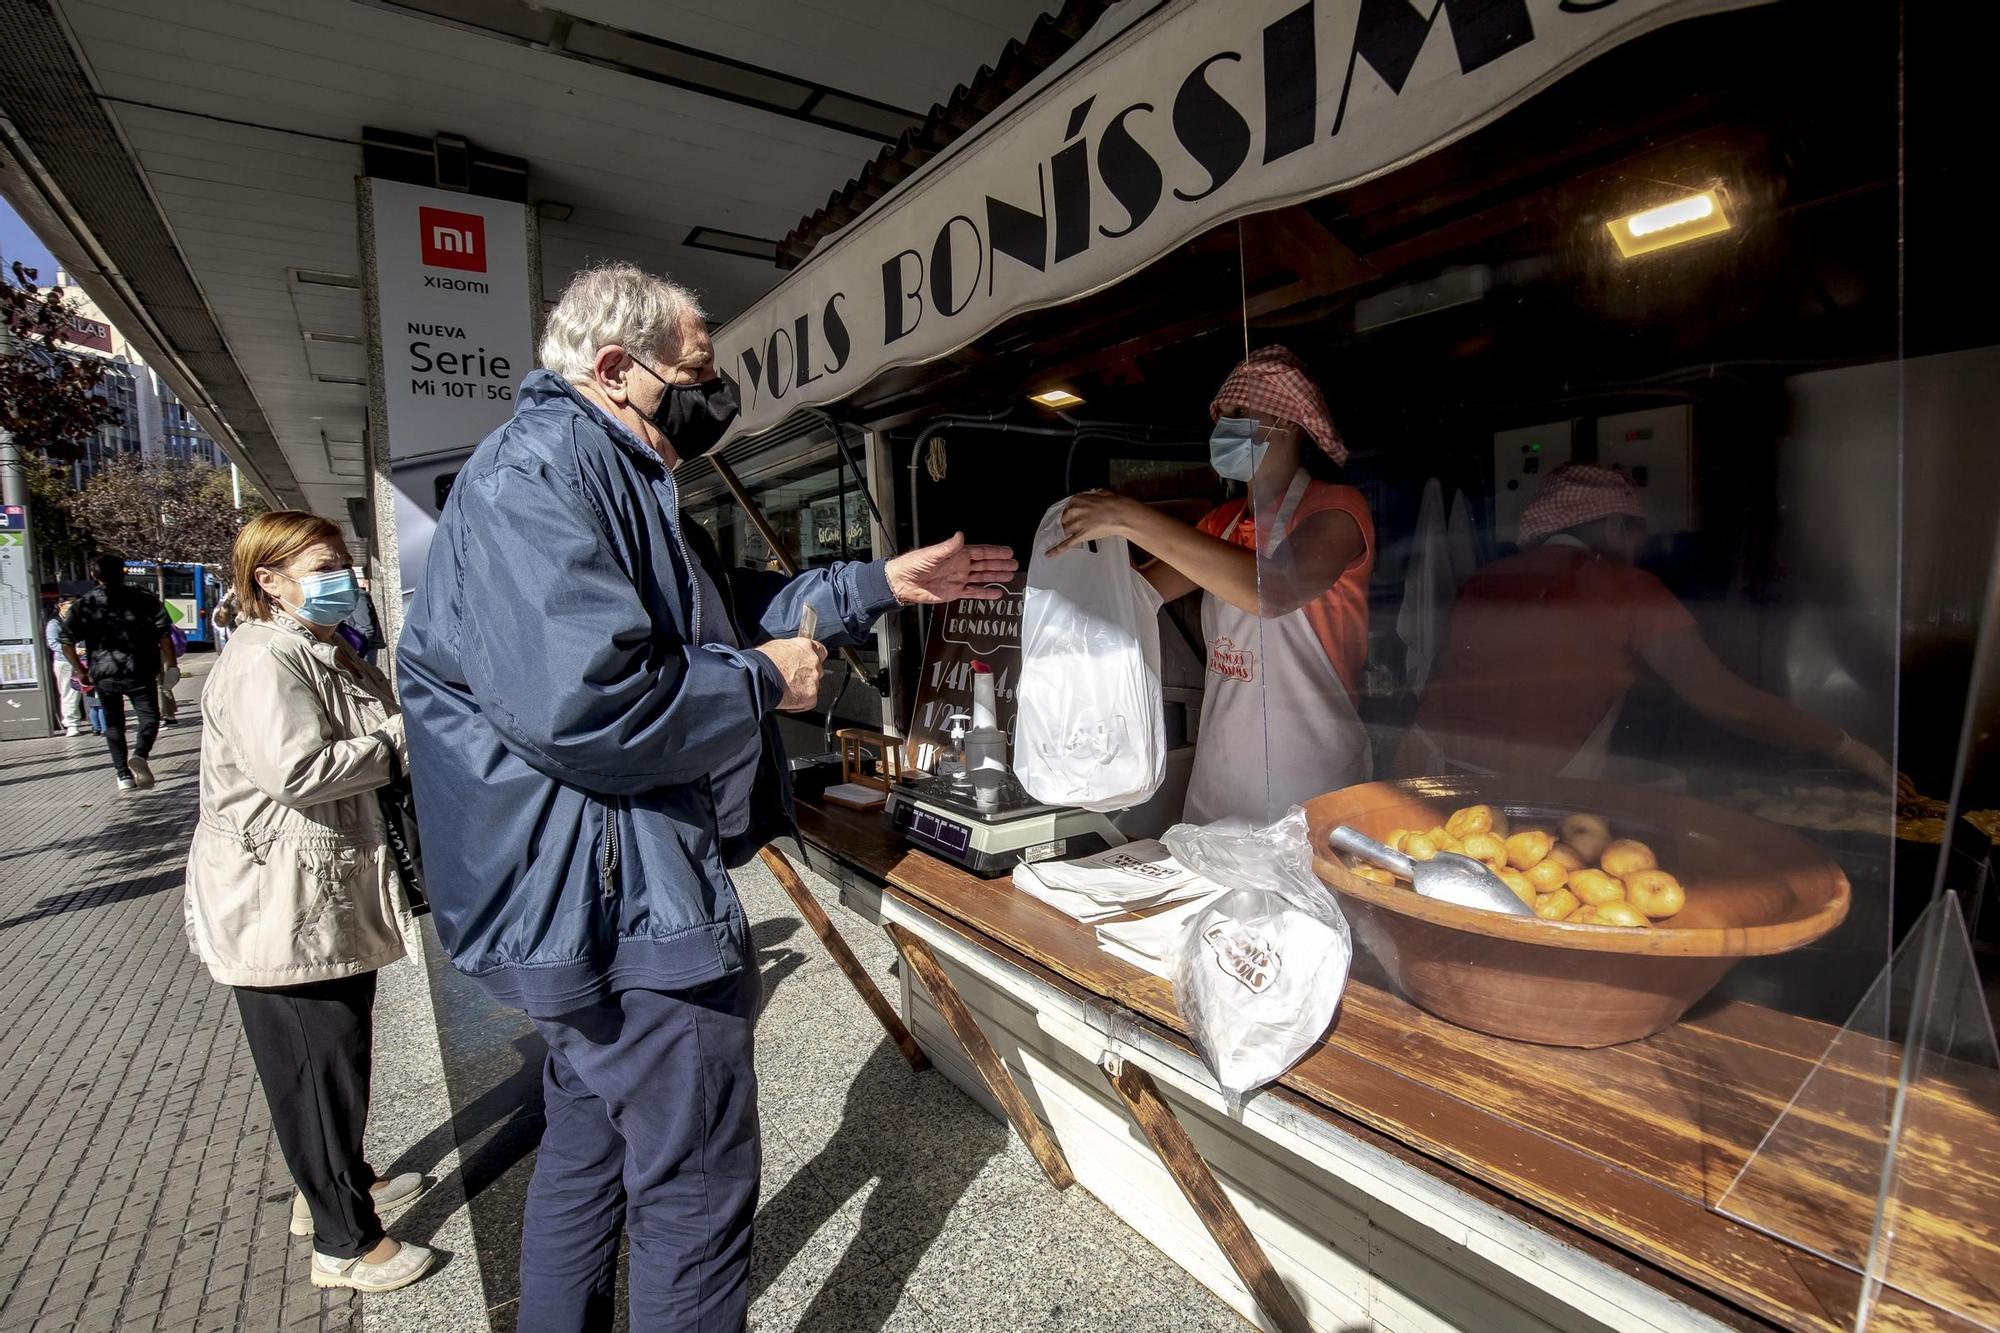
left=1716, top=891, right=2000, bottom=1331
left=1228, top=0, right=1938, bottom=1272
left=865, top=0, right=2000, bottom=1321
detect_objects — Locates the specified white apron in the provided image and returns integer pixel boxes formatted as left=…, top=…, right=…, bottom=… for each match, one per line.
left=1183, top=475, right=1371, bottom=825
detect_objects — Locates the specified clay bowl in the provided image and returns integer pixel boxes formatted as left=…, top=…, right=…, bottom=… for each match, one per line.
left=1303, top=775, right=1850, bottom=1047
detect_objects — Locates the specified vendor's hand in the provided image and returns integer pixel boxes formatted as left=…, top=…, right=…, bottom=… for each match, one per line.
left=1045, top=491, right=1143, bottom=556
left=755, top=636, right=827, bottom=712
left=1832, top=732, right=1900, bottom=791
left=885, top=532, right=1018, bottom=604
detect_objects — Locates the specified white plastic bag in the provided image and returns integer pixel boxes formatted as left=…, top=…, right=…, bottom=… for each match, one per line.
left=1163, top=809, right=1353, bottom=1104
left=1013, top=499, right=1165, bottom=812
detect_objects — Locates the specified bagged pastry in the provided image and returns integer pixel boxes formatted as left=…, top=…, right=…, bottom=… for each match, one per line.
left=1013, top=499, right=1166, bottom=812
left=1164, top=809, right=1352, bottom=1104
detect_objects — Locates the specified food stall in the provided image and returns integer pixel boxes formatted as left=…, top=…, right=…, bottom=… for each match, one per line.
left=705, top=1, right=2000, bottom=1328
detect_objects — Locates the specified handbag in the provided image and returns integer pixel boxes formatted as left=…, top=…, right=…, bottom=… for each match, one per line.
left=376, top=778, right=431, bottom=917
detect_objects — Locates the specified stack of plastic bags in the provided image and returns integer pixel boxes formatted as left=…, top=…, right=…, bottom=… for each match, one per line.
left=1010, top=839, right=1218, bottom=925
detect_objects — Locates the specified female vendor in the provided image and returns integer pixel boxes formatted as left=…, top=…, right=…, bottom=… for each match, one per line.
left=1051, top=346, right=1373, bottom=824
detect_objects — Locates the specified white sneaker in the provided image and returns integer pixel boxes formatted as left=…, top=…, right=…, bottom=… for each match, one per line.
left=116, top=775, right=136, bottom=793
left=128, top=756, right=155, bottom=788
left=291, top=1173, right=427, bottom=1237
left=310, top=1239, right=435, bottom=1292
left=64, top=727, right=86, bottom=737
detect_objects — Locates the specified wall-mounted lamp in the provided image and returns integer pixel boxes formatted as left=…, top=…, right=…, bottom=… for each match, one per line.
left=1606, top=189, right=1732, bottom=259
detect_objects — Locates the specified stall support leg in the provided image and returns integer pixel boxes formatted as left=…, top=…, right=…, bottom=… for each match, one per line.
left=1102, top=1061, right=1312, bottom=1333
left=758, top=846, right=927, bottom=1072
left=885, top=922, right=1075, bottom=1191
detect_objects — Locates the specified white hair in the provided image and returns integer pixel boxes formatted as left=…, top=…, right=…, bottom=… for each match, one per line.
left=539, top=261, right=707, bottom=385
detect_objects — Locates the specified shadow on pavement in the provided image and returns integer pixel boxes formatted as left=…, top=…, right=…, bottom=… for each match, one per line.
left=752, top=1040, right=1006, bottom=1332
left=0, top=762, right=110, bottom=790
left=0, top=868, right=182, bottom=930
left=754, top=915, right=808, bottom=1019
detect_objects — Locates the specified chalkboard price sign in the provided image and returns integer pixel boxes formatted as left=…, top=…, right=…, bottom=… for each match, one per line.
left=904, top=583, right=1025, bottom=772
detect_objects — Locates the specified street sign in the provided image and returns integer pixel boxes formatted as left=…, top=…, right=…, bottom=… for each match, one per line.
left=0, top=439, right=58, bottom=740
left=0, top=531, right=33, bottom=642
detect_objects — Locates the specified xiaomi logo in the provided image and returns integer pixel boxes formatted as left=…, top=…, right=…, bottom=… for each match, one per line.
left=419, top=206, right=486, bottom=272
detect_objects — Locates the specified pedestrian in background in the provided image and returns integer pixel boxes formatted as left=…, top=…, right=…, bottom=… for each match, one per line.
left=45, top=597, right=88, bottom=736
left=157, top=625, right=186, bottom=725
left=211, top=586, right=238, bottom=649
left=59, top=554, right=173, bottom=792
left=183, top=510, right=434, bottom=1294
left=344, top=569, right=384, bottom=666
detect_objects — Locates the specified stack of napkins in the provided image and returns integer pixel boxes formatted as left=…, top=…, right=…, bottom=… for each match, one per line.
left=1011, top=839, right=1219, bottom=924
left=1093, top=894, right=1219, bottom=980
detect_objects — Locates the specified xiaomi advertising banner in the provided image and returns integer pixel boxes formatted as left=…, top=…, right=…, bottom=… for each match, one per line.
left=364, top=177, right=536, bottom=611
left=711, top=0, right=1760, bottom=446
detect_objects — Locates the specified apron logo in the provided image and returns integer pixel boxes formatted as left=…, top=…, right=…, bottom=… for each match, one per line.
left=1208, top=635, right=1256, bottom=682
left=1204, top=920, right=1280, bottom=995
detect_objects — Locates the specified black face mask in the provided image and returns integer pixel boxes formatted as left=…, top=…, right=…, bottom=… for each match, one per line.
left=629, top=357, right=739, bottom=460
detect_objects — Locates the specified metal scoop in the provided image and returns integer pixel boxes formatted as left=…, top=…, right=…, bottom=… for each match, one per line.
left=1327, top=825, right=1535, bottom=917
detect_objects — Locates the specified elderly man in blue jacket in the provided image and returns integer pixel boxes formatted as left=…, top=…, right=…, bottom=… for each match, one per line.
left=398, top=261, right=1014, bottom=1332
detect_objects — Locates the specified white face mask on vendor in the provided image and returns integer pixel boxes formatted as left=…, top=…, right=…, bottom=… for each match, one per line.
left=1209, top=416, right=1269, bottom=482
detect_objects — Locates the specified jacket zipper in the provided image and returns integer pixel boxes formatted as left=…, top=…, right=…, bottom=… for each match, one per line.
left=600, top=797, right=621, bottom=899
left=660, top=465, right=700, bottom=642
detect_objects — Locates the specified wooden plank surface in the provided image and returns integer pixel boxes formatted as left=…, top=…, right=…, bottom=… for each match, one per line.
left=796, top=800, right=1995, bottom=1333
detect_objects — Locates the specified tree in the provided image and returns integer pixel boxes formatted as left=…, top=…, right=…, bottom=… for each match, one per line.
left=19, top=452, right=92, bottom=570
left=1, top=261, right=120, bottom=461
left=67, top=455, right=265, bottom=566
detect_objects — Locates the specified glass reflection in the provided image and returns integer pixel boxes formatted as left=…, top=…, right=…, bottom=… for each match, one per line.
left=1397, top=460, right=1893, bottom=788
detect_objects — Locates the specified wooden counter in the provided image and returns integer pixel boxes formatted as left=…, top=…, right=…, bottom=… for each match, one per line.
left=794, top=798, right=1998, bottom=1333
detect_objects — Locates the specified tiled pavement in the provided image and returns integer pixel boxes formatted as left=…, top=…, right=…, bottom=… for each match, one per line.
left=0, top=654, right=1246, bottom=1331
left=0, top=657, right=355, bottom=1333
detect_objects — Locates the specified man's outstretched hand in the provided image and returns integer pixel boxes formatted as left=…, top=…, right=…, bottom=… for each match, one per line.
left=885, top=533, right=1018, bottom=605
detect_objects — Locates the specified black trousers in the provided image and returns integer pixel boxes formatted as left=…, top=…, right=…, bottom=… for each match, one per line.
left=234, top=973, right=385, bottom=1258
left=97, top=683, right=159, bottom=777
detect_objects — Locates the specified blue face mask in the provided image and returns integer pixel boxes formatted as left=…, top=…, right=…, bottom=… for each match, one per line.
left=289, top=569, right=360, bottom=626
left=1209, top=416, right=1267, bottom=482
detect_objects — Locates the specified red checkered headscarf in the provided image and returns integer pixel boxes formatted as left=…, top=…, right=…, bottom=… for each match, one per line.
left=1517, top=463, right=1647, bottom=544
left=1210, top=346, right=1344, bottom=464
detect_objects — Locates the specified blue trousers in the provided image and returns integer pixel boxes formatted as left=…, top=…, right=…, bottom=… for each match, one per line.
left=518, top=972, right=761, bottom=1333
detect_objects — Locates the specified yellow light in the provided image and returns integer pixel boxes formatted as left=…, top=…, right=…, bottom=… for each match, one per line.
left=1028, top=388, right=1084, bottom=409
left=1606, top=189, right=1732, bottom=259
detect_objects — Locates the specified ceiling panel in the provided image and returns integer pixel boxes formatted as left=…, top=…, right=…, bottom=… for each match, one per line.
left=34, top=0, right=1063, bottom=527
left=562, top=0, right=1060, bottom=113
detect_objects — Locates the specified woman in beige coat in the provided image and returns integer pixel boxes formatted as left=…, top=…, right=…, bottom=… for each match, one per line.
left=184, top=510, right=434, bottom=1293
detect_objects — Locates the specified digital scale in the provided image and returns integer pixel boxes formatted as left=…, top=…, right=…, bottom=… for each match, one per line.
left=884, top=771, right=1124, bottom=877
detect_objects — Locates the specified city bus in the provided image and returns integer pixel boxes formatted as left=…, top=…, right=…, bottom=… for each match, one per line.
left=123, top=561, right=225, bottom=647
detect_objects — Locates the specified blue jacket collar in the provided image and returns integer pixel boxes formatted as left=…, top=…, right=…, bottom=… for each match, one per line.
left=520, top=369, right=668, bottom=472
